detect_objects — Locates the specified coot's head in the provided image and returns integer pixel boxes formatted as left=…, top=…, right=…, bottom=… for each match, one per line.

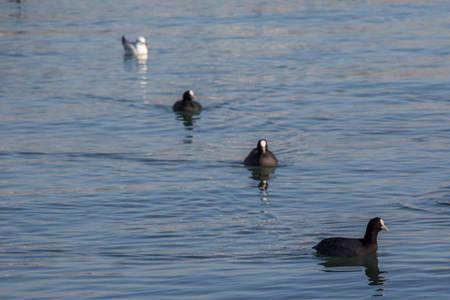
left=183, top=90, right=195, bottom=102
left=257, top=139, right=268, bottom=154
left=136, top=36, right=147, bottom=45
left=368, top=217, right=389, bottom=233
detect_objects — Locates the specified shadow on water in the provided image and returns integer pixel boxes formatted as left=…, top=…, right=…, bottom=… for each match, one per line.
left=246, top=166, right=276, bottom=192
left=317, top=254, right=387, bottom=296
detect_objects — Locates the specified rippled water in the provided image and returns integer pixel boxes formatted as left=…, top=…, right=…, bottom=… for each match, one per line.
left=1, top=0, right=450, bottom=299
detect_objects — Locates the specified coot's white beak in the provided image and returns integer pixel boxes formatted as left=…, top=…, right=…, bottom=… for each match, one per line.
left=380, top=219, right=389, bottom=232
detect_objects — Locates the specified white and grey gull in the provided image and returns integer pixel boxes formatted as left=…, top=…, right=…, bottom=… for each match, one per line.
left=121, top=35, right=149, bottom=57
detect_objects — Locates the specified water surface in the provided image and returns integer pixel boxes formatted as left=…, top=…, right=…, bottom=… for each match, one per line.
left=1, top=0, right=450, bottom=299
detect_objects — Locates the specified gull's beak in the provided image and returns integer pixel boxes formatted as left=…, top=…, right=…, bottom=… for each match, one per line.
left=380, top=219, right=389, bottom=232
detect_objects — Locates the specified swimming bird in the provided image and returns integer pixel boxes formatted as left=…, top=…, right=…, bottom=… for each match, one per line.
left=121, top=35, right=149, bottom=57
left=313, top=217, right=389, bottom=257
left=243, top=139, right=278, bottom=167
left=172, top=90, right=202, bottom=113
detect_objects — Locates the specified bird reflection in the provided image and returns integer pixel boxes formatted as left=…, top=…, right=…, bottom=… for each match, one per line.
left=123, top=55, right=149, bottom=100
left=246, top=166, right=276, bottom=191
left=8, top=0, right=23, bottom=18
left=123, top=54, right=148, bottom=72
left=317, top=254, right=386, bottom=295
left=174, top=111, right=201, bottom=129
left=173, top=112, right=201, bottom=145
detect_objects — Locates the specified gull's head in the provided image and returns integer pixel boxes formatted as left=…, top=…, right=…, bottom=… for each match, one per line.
left=183, top=90, right=195, bottom=101
left=257, top=139, right=268, bottom=153
left=137, top=36, right=147, bottom=45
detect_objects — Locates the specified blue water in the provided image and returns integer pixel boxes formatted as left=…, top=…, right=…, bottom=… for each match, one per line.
left=1, top=0, right=450, bottom=299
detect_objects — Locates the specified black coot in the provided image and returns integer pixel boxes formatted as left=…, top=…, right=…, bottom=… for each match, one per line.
left=243, top=139, right=278, bottom=167
left=313, top=217, right=389, bottom=257
left=172, top=90, right=202, bottom=113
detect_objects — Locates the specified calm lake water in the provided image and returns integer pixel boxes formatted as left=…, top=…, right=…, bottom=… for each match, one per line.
left=1, top=0, right=450, bottom=299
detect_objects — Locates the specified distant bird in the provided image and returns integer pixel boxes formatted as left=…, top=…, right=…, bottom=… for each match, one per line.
left=121, top=35, right=149, bottom=57
left=313, top=217, right=389, bottom=257
left=243, top=139, right=278, bottom=167
left=172, top=90, right=202, bottom=113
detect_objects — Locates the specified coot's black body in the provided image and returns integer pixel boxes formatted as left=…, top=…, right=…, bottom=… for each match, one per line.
left=172, top=90, right=202, bottom=113
left=244, top=139, right=278, bottom=167
left=313, top=217, right=389, bottom=257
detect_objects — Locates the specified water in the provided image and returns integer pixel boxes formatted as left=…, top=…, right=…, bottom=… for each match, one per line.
left=1, top=0, right=450, bottom=298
